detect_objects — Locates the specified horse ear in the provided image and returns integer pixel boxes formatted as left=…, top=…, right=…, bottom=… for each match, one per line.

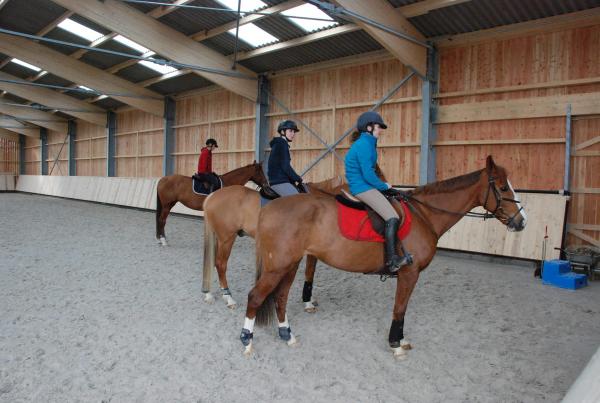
left=486, top=155, right=496, bottom=174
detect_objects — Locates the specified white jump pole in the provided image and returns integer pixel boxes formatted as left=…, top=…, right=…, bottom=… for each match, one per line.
left=561, top=345, right=600, bottom=403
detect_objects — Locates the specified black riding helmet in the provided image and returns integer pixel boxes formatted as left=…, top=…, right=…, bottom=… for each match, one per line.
left=277, top=120, right=299, bottom=135
left=356, top=111, right=387, bottom=133
left=205, top=138, right=218, bottom=148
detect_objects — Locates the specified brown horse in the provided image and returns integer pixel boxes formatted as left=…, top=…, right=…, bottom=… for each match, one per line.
left=202, top=176, right=345, bottom=309
left=240, top=156, right=527, bottom=357
left=155, top=161, right=267, bottom=246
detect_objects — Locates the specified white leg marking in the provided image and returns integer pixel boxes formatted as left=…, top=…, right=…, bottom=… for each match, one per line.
left=391, top=346, right=407, bottom=359
left=287, top=333, right=298, bottom=346
left=223, top=294, right=237, bottom=308
left=508, top=180, right=527, bottom=226
left=243, top=341, right=254, bottom=356
left=204, top=292, right=215, bottom=304
left=243, top=317, right=255, bottom=333
left=278, top=314, right=289, bottom=328
left=304, top=301, right=317, bottom=313
left=159, top=236, right=168, bottom=246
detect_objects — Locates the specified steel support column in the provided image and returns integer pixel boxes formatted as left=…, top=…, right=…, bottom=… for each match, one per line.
left=255, top=75, right=270, bottom=171
left=106, top=111, right=116, bottom=177
left=564, top=104, right=572, bottom=194
left=68, top=120, right=76, bottom=176
left=19, top=134, right=25, bottom=175
left=419, top=44, right=438, bottom=185
left=163, top=97, right=176, bottom=176
left=40, top=128, right=48, bottom=175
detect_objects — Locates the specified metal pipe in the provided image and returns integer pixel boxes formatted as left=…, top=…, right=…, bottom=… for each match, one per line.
left=0, top=101, right=103, bottom=114
left=564, top=103, right=572, bottom=194
left=231, top=0, right=242, bottom=70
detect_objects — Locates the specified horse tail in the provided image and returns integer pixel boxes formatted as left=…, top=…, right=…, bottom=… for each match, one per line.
left=202, top=215, right=216, bottom=294
left=255, top=251, right=276, bottom=327
left=155, top=188, right=162, bottom=239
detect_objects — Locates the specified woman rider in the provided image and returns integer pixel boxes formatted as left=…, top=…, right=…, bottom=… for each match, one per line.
left=267, top=120, right=305, bottom=196
left=344, top=111, right=412, bottom=274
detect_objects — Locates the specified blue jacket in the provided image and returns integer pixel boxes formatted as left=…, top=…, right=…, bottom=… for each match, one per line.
left=268, top=136, right=302, bottom=185
left=344, top=132, right=389, bottom=195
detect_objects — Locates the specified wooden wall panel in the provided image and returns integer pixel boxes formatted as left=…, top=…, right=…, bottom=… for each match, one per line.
left=24, top=136, right=40, bottom=175
left=46, top=129, right=68, bottom=176
left=0, top=137, right=18, bottom=175
left=75, top=120, right=106, bottom=177
left=116, top=110, right=163, bottom=177
left=567, top=115, right=600, bottom=248
left=174, top=89, right=256, bottom=176
left=437, top=24, right=600, bottom=250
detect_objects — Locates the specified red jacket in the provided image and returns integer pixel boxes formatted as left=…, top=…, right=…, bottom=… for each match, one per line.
left=197, top=147, right=212, bottom=173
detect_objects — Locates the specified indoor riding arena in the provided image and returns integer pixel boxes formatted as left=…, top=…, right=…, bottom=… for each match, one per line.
left=1, top=1, right=599, bottom=402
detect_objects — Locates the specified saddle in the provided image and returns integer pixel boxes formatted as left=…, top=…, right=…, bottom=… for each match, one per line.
left=335, top=190, right=411, bottom=243
left=259, top=183, right=307, bottom=206
left=192, top=172, right=222, bottom=195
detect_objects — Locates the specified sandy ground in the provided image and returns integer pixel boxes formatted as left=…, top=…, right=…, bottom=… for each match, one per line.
left=1, top=193, right=599, bottom=403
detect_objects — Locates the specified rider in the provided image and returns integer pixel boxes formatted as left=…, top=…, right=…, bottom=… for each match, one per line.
left=267, top=120, right=305, bottom=196
left=344, top=111, right=412, bottom=274
left=196, top=138, right=219, bottom=191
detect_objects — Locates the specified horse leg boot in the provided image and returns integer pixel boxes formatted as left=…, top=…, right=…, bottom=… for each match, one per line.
left=383, top=218, right=413, bottom=274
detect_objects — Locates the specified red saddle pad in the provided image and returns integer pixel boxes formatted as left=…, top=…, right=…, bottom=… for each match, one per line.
left=337, top=200, right=411, bottom=242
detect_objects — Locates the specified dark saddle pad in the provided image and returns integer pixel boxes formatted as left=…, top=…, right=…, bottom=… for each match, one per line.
left=259, top=185, right=281, bottom=200
left=335, top=193, right=386, bottom=236
left=192, top=173, right=222, bottom=195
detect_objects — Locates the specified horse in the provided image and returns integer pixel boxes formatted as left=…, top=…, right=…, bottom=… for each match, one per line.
left=239, top=156, right=527, bottom=358
left=201, top=176, right=345, bottom=309
left=155, top=161, right=267, bottom=246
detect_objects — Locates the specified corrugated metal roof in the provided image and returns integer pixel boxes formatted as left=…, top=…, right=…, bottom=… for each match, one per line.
left=68, top=14, right=112, bottom=36
left=158, top=0, right=238, bottom=35
left=388, top=0, right=421, bottom=7
left=94, top=97, right=127, bottom=110
left=117, top=63, right=162, bottom=83
left=126, top=0, right=177, bottom=14
left=239, top=29, right=383, bottom=73
left=43, top=28, right=92, bottom=56
left=407, top=0, right=600, bottom=37
left=0, top=0, right=66, bottom=35
left=79, top=39, right=142, bottom=70
left=0, top=63, right=35, bottom=80
left=202, top=32, right=259, bottom=55
left=253, top=14, right=314, bottom=42
left=35, top=73, right=74, bottom=89
left=147, top=72, right=212, bottom=95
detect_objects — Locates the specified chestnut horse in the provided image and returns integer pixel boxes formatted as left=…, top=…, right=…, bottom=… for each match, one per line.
left=202, top=176, right=344, bottom=309
left=155, top=161, right=267, bottom=246
left=240, top=156, right=527, bottom=358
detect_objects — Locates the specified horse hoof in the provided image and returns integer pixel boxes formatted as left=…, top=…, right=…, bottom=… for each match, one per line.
left=204, top=293, right=215, bottom=304
left=391, top=346, right=408, bottom=360
left=159, top=237, right=168, bottom=246
left=223, top=295, right=237, bottom=309
left=243, top=343, right=254, bottom=357
left=287, top=333, right=298, bottom=347
left=304, top=302, right=317, bottom=313
left=400, top=340, right=412, bottom=350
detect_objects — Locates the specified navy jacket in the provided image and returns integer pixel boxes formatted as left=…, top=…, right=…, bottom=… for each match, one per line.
left=344, top=132, right=389, bottom=195
left=268, top=136, right=302, bottom=185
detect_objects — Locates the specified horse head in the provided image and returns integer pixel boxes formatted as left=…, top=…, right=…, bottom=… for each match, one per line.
left=479, top=156, right=527, bottom=232
left=250, top=160, right=269, bottom=187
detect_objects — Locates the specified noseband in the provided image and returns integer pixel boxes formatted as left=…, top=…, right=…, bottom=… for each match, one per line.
left=482, top=176, right=524, bottom=227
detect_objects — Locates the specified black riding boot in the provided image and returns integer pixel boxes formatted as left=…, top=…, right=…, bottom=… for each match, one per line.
left=383, top=218, right=413, bottom=274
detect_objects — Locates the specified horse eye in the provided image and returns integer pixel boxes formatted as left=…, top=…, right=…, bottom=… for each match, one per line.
left=500, top=185, right=509, bottom=192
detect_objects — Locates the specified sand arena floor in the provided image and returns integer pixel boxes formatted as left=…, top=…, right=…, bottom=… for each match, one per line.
left=1, top=193, right=599, bottom=402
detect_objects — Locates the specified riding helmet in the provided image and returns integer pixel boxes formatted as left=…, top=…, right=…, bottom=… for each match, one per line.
left=277, top=120, right=299, bottom=135
left=356, top=111, right=387, bottom=133
left=205, top=138, right=218, bottom=148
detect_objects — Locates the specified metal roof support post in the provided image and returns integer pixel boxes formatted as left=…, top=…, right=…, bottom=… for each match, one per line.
left=419, top=44, right=438, bottom=185
left=106, top=111, right=116, bottom=177
left=40, top=128, right=48, bottom=176
left=68, top=120, right=76, bottom=176
left=300, top=71, right=416, bottom=176
left=163, top=97, right=176, bottom=176
left=19, top=134, right=25, bottom=175
left=564, top=104, right=572, bottom=194
left=255, top=75, right=270, bottom=174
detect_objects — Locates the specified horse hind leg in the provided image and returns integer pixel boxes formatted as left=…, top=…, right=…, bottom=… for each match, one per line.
left=303, top=255, right=319, bottom=313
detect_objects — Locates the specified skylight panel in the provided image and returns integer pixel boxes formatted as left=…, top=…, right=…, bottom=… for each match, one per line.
left=139, top=60, right=177, bottom=75
left=57, top=18, right=104, bottom=42
left=228, top=23, right=278, bottom=47
left=282, top=4, right=337, bottom=32
left=78, top=85, right=95, bottom=92
left=215, top=0, right=266, bottom=13
left=10, top=58, right=41, bottom=72
left=114, top=35, right=151, bottom=54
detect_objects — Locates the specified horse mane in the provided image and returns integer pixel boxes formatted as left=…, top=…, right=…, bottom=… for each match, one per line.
left=410, top=169, right=483, bottom=196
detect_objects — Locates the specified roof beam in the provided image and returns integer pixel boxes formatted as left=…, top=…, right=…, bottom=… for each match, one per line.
left=332, top=0, right=427, bottom=76
left=52, top=0, right=258, bottom=101
left=0, top=115, right=40, bottom=137
left=0, top=34, right=165, bottom=116
left=400, top=0, right=473, bottom=18
left=0, top=71, right=106, bottom=126
left=0, top=103, right=68, bottom=133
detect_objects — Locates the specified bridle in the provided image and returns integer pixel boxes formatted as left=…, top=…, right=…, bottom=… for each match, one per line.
left=396, top=175, right=524, bottom=227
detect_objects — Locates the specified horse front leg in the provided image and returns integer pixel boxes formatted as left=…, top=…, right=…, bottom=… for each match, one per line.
left=303, top=255, right=318, bottom=313
left=157, top=201, right=175, bottom=246
left=215, top=237, right=237, bottom=308
left=389, top=268, right=420, bottom=359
